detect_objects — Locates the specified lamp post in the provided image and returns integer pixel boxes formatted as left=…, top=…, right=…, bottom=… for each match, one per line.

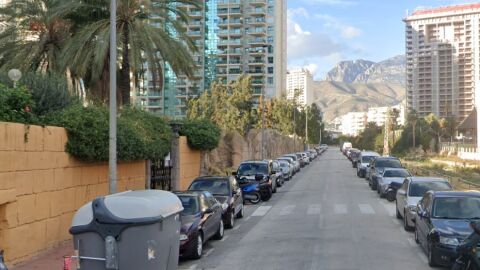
left=260, top=45, right=270, bottom=160
left=108, top=0, right=118, bottom=194
left=8, top=69, right=22, bottom=88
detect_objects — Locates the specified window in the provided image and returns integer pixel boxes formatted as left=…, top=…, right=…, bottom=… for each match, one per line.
left=268, top=57, right=274, bottom=64
left=268, top=67, right=274, bottom=74
left=408, top=181, right=452, bottom=197
left=268, top=77, right=274, bottom=84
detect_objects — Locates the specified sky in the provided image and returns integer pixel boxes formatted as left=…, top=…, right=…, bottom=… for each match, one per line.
left=287, top=0, right=476, bottom=80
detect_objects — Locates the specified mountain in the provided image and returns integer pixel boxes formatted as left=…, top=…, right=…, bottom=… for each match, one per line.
left=313, top=55, right=406, bottom=122
left=324, top=59, right=375, bottom=83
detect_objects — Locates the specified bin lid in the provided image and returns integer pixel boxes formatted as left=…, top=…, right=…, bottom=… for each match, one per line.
left=71, top=190, right=183, bottom=227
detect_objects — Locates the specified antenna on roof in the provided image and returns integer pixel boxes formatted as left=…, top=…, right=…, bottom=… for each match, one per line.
left=405, top=9, right=409, bottom=17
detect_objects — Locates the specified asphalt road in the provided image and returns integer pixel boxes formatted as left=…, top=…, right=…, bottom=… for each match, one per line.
left=178, top=148, right=440, bottom=270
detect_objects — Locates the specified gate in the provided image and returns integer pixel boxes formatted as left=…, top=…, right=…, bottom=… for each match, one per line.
left=150, top=159, right=172, bottom=190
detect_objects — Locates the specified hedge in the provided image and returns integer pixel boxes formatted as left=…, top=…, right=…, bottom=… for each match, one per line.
left=180, top=119, right=221, bottom=151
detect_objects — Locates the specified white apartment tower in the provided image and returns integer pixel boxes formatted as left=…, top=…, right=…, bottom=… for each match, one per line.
left=404, top=3, right=480, bottom=146
left=286, top=68, right=314, bottom=106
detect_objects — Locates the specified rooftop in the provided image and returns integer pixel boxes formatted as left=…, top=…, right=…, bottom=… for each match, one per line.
left=407, top=3, right=480, bottom=20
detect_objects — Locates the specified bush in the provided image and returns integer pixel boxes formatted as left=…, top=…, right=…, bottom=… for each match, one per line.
left=49, top=105, right=172, bottom=162
left=0, top=83, right=36, bottom=123
left=180, top=119, right=221, bottom=151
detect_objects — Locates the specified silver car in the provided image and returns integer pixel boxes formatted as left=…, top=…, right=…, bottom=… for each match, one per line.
left=277, top=159, right=293, bottom=180
left=396, top=177, right=452, bottom=231
left=281, top=155, right=300, bottom=172
left=377, top=168, right=411, bottom=197
left=356, top=151, right=380, bottom=178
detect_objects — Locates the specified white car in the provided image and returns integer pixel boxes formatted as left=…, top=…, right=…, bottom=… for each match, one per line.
left=377, top=168, right=411, bottom=197
left=356, top=151, right=380, bottom=178
left=395, top=177, right=452, bottom=231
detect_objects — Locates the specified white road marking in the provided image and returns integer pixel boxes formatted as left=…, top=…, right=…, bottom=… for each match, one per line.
left=407, top=238, right=417, bottom=247
left=381, top=202, right=396, bottom=216
left=220, top=235, right=229, bottom=242
left=279, top=205, right=296, bottom=216
left=245, top=216, right=251, bottom=221
left=204, top=248, right=214, bottom=257
left=233, top=223, right=242, bottom=231
left=251, top=206, right=272, bottom=216
left=358, top=204, right=375, bottom=214
left=307, top=204, right=321, bottom=215
left=188, top=264, right=197, bottom=270
left=392, top=218, right=401, bottom=225
left=417, top=251, right=429, bottom=264
left=334, top=204, right=347, bottom=214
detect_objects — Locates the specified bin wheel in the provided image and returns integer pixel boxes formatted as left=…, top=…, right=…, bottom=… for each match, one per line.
left=213, top=220, right=224, bottom=240
left=189, top=233, right=203, bottom=259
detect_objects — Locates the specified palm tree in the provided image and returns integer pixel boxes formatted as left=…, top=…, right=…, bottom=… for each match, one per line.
left=0, top=0, right=70, bottom=72
left=59, top=0, right=201, bottom=105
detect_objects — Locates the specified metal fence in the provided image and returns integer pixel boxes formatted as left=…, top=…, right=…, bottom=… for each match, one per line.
left=150, top=159, right=172, bottom=190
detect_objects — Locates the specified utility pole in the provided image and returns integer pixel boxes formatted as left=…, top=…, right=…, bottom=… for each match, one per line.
left=305, top=106, right=308, bottom=149
left=261, top=95, right=265, bottom=160
left=383, top=108, right=391, bottom=156
left=109, top=0, right=117, bottom=194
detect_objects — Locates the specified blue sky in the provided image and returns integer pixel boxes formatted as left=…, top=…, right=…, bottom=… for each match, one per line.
left=287, top=0, right=475, bottom=79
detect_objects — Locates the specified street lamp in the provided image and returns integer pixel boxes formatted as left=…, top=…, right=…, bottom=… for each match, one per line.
left=8, top=69, right=22, bottom=88
left=108, top=0, right=118, bottom=194
left=260, top=45, right=271, bottom=160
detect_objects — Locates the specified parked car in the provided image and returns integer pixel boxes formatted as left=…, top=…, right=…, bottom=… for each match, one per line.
left=294, top=153, right=305, bottom=167
left=414, top=191, right=480, bottom=267
left=348, top=149, right=361, bottom=166
left=277, top=159, right=293, bottom=181
left=396, top=177, right=452, bottom=231
left=341, top=142, right=352, bottom=154
left=377, top=168, right=411, bottom=197
left=280, top=155, right=300, bottom=173
left=367, top=156, right=403, bottom=190
left=299, top=152, right=310, bottom=164
left=235, top=160, right=277, bottom=200
left=175, top=191, right=224, bottom=259
left=270, top=160, right=285, bottom=188
left=356, top=151, right=380, bottom=178
left=308, top=149, right=317, bottom=159
left=188, top=176, right=244, bottom=229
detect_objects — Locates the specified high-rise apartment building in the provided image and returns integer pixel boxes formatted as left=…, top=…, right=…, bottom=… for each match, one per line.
left=404, top=3, right=480, bottom=146
left=286, top=68, right=314, bottom=106
left=340, top=112, right=368, bottom=137
left=135, top=0, right=287, bottom=118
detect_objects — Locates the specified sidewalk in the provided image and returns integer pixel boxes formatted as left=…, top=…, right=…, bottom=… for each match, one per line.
left=10, top=241, right=73, bottom=270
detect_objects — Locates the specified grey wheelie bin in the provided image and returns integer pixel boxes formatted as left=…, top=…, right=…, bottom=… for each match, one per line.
left=69, top=190, right=183, bottom=270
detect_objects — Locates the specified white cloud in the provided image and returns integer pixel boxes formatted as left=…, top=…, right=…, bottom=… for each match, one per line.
left=287, top=7, right=310, bottom=19
left=315, top=14, right=362, bottom=39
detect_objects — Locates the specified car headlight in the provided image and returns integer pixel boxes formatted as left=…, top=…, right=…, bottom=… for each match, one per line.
left=439, top=236, right=460, bottom=246
left=180, top=234, right=188, bottom=241
left=221, top=203, right=228, bottom=210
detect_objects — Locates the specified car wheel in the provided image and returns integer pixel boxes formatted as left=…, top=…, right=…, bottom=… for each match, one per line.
left=356, top=170, right=360, bottom=177
left=272, top=182, right=277, bottom=193
left=213, top=220, right=224, bottom=240
left=428, top=244, right=437, bottom=267
left=414, top=225, right=420, bottom=244
left=404, top=211, right=412, bottom=231
left=190, top=233, right=203, bottom=259
left=236, top=204, right=244, bottom=218
left=226, top=212, right=235, bottom=229
left=396, top=202, right=402, bottom=219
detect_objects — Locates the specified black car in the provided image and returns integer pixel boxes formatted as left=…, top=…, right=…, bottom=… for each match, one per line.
left=367, top=156, right=403, bottom=190
left=175, top=191, right=224, bottom=259
left=188, top=176, right=244, bottom=229
left=414, top=191, right=480, bottom=267
left=235, top=160, right=275, bottom=201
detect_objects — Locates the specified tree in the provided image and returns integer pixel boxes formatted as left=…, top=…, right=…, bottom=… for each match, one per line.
left=306, top=103, right=323, bottom=144
left=59, top=0, right=201, bottom=105
left=0, top=0, right=70, bottom=72
left=407, top=110, right=418, bottom=148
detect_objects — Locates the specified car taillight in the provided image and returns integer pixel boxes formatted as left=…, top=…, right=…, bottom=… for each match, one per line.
left=63, top=256, right=72, bottom=270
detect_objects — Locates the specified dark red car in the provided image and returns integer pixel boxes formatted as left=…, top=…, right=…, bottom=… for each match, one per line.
left=175, top=191, right=224, bottom=259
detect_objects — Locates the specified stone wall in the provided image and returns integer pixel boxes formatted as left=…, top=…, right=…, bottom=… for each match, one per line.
left=205, top=129, right=304, bottom=173
left=178, top=136, right=201, bottom=190
left=0, top=122, right=146, bottom=265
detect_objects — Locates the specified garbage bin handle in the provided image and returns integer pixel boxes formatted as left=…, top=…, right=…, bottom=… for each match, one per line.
left=70, top=197, right=163, bottom=239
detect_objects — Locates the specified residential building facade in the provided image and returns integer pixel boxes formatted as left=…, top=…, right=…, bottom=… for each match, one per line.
left=340, top=112, right=368, bottom=137
left=286, top=68, right=314, bottom=106
left=404, top=3, right=480, bottom=146
left=367, top=103, right=406, bottom=127
left=134, top=0, right=287, bottom=118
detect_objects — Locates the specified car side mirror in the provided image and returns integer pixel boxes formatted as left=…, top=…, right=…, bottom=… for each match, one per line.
left=232, top=171, right=237, bottom=176
left=204, top=208, right=214, bottom=214
left=420, top=210, right=429, bottom=219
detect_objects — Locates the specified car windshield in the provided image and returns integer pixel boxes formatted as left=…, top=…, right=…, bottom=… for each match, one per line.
left=433, top=197, right=480, bottom=219
left=189, top=179, right=229, bottom=196
left=178, top=196, right=199, bottom=216
left=279, top=161, right=289, bottom=167
left=383, top=170, right=410, bottom=178
left=408, top=181, right=452, bottom=197
left=375, top=159, right=402, bottom=168
left=362, top=156, right=375, bottom=163
left=238, top=163, right=268, bottom=176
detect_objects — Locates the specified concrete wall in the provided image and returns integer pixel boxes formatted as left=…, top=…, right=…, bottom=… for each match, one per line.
left=178, top=136, right=201, bottom=191
left=0, top=122, right=146, bottom=265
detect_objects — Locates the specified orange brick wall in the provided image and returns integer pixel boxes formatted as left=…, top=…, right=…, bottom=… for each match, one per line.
left=0, top=122, right=146, bottom=265
left=178, top=136, right=201, bottom=191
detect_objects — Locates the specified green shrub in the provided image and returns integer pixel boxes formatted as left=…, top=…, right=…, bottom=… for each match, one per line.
left=49, top=105, right=172, bottom=162
left=0, top=83, right=36, bottom=123
left=180, top=119, right=221, bottom=151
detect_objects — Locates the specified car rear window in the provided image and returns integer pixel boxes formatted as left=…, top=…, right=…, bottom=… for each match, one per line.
left=361, top=156, right=375, bottom=163
left=179, top=196, right=199, bottom=215
left=238, top=163, right=268, bottom=176
left=383, top=170, right=410, bottom=178
left=408, top=181, right=452, bottom=197
left=375, top=159, right=402, bottom=168
left=189, top=179, right=230, bottom=196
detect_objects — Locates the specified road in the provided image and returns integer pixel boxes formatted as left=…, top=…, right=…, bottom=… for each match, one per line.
left=178, top=148, right=439, bottom=270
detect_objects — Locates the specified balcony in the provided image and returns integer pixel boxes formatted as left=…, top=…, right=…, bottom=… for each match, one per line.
left=218, top=0, right=241, bottom=5
left=246, top=17, right=266, bottom=25
left=189, top=10, right=202, bottom=17
left=248, top=69, right=264, bottom=74
left=249, top=0, right=267, bottom=5
left=248, top=38, right=267, bottom=45
left=218, top=39, right=242, bottom=46
left=247, top=7, right=266, bottom=15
